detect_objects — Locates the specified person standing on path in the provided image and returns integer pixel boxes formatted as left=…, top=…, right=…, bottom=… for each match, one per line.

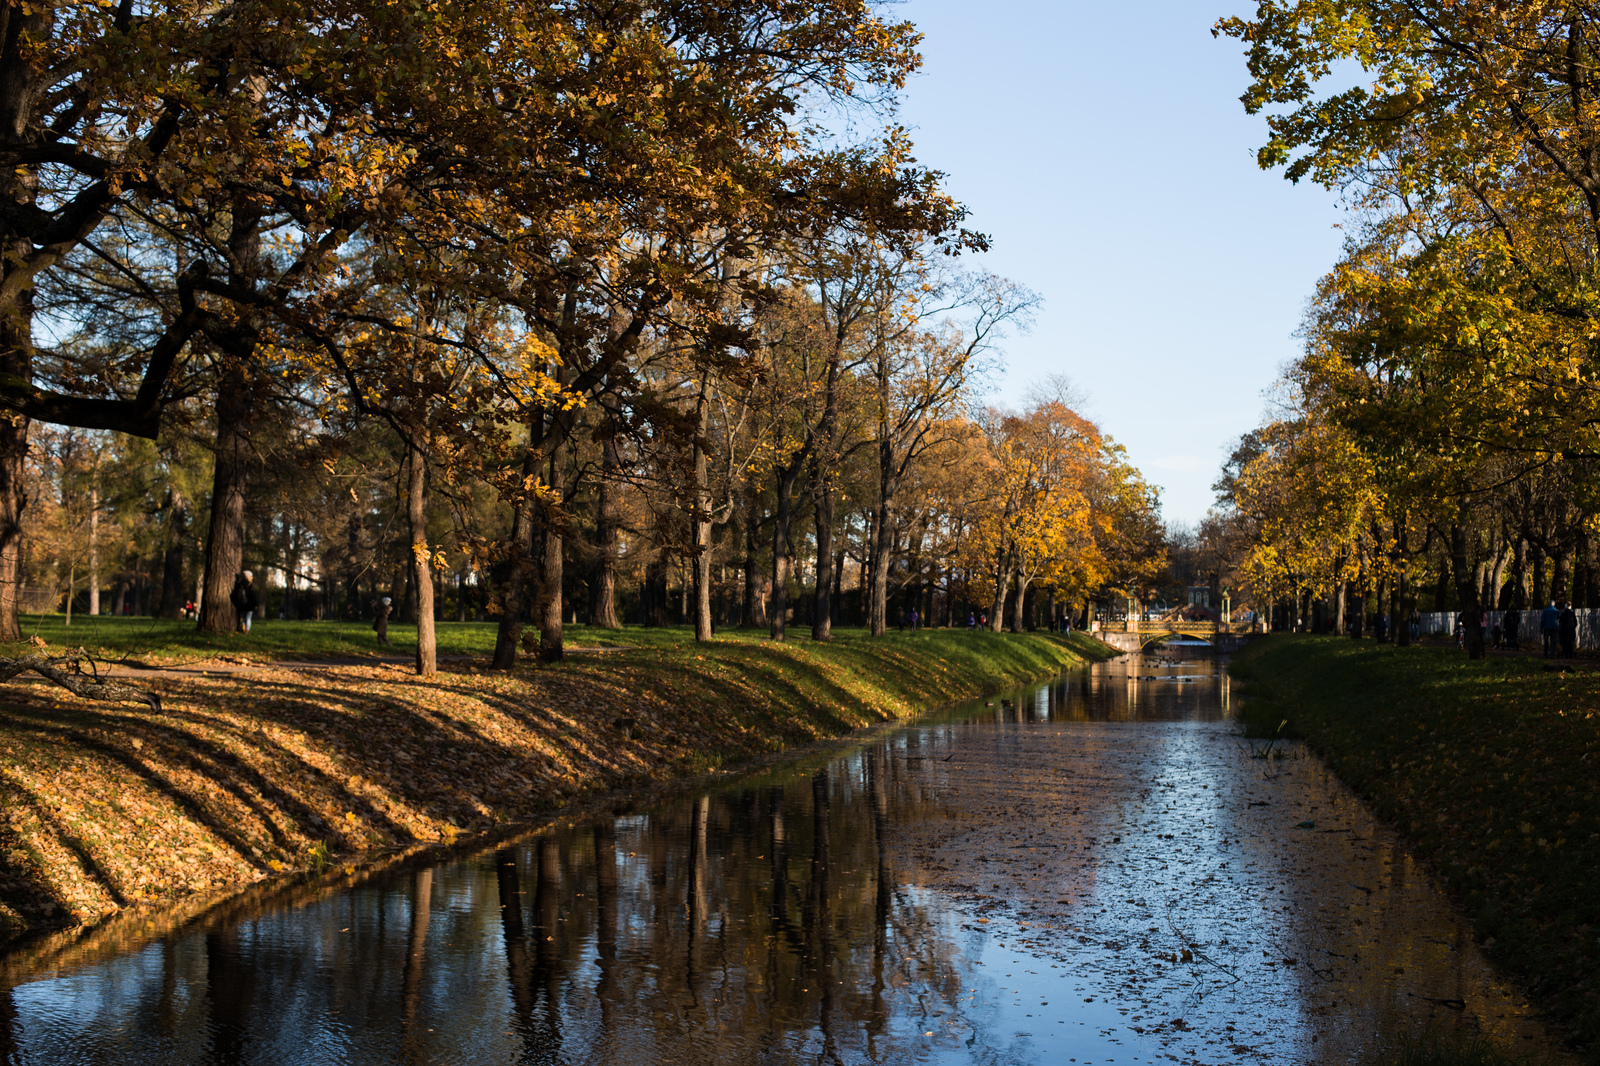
left=229, top=571, right=259, bottom=633
left=1503, top=607, right=1521, bottom=650
left=373, top=596, right=393, bottom=647
left=1542, top=600, right=1560, bottom=658
left=909, top=607, right=919, bottom=633
left=1559, top=601, right=1578, bottom=658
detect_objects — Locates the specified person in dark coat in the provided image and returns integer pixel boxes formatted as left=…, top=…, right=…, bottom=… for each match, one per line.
left=1542, top=600, right=1561, bottom=657
left=1502, top=607, right=1521, bottom=650
left=1559, top=601, right=1578, bottom=658
left=372, top=596, right=393, bottom=647
left=229, top=571, right=260, bottom=633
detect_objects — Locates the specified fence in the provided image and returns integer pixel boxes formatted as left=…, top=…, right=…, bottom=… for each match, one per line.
left=18, top=587, right=56, bottom=613
left=1418, top=609, right=1600, bottom=651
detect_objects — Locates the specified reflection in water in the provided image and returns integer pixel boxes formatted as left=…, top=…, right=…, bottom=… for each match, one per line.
left=0, top=650, right=1567, bottom=1065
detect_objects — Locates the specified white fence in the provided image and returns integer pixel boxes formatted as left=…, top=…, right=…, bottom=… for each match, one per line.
left=1418, top=609, right=1600, bottom=650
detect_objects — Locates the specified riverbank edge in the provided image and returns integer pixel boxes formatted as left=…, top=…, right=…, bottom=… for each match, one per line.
left=0, top=628, right=1118, bottom=963
left=1230, top=635, right=1600, bottom=1057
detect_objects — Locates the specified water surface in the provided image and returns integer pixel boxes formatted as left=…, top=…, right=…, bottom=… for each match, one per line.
left=0, top=650, right=1567, bottom=1064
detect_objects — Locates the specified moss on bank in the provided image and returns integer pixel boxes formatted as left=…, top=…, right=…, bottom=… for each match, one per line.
left=1232, top=636, right=1600, bottom=1055
left=0, top=626, right=1113, bottom=949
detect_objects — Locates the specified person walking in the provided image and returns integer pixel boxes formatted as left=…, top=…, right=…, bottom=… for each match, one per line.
left=372, top=596, right=393, bottom=647
left=909, top=607, right=919, bottom=633
left=1560, top=601, right=1578, bottom=658
left=1409, top=608, right=1421, bottom=642
left=1541, top=600, right=1561, bottom=658
left=1503, top=606, right=1521, bottom=650
left=967, top=611, right=976, bottom=631
left=229, top=571, right=259, bottom=633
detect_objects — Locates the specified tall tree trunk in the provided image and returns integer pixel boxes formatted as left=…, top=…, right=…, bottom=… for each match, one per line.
left=537, top=433, right=567, bottom=663
left=159, top=490, right=188, bottom=619
left=0, top=12, right=45, bottom=642
left=1451, top=523, right=1485, bottom=659
left=691, top=391, right=713, bottom=642
left=770, top=453, right=803, bottom=641
left=590, top=420, right=621, bottom=629
left=87, top=488, right=100, bottom=615
left=869, top=494, right=893, bottom=636
left=1488, top=537, right=1511, bottom=608
left=742, top=487, right=764, bottom=628
left=643, top=556, right=669, bottom=626
left=1581, top=532, right=1597, bottom=609
left=1532, top=546, right=1548, bottom=609
left=1553, top=549, right=1572, bottom=606
left=811, top=459, right=834, bottom=642
left=810, top=339, right=841, bottom=643
left=1374, top=574, right=1389, bottom=641
left=1512, top=536, right=1528, bottom=609
left=989, top=552, right=1012, bottom=632
left=0, top=407, right=25, bottom=641
left=197, top=369, right=250, bottom=633
left=197, top=190, right=263, bottom=635
left=407, top=431, right=436, bottom=676
left=491, top=446, right=540, bottom=670
left=1012, top=575, right=1032, bottom=633
left=1397, top=575, right=1415, bottom=647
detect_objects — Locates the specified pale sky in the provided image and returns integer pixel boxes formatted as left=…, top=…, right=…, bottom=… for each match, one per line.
left=898, top=0, right=1348, bottom=524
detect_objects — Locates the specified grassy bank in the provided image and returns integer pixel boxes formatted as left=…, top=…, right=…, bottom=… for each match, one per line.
left=0, top=625, right=1114, bottom=948
left=1233, top=636, right=1600, bottom=1054
left=6, top=612, right=555, bottom=663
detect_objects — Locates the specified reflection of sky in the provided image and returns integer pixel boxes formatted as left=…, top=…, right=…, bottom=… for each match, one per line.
left=0, top=653, right=1559, bottom=1065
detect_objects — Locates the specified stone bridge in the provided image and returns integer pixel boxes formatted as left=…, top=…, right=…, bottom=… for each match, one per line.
left=1095, top=618, right=1260, bottom=655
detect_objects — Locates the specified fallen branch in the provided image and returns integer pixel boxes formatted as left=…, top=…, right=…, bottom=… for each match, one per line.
left=0, top=650, right=161, bottom=711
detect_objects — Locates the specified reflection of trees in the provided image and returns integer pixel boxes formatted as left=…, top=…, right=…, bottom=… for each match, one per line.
left=401, top=869, right=432, bottom=1063
left=7, top=731, right=1024, bottom=1064
left=465, top=750, right=990, bottom=1064
left=0, top=986, right=17, bottom=1063
left=204, top=926, right=255, bottom=1059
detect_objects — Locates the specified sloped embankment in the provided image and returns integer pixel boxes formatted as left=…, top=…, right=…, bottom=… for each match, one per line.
left=1231, top=635, right=1600, bottom=1051
left=0, top=628, right=1112, bottom=947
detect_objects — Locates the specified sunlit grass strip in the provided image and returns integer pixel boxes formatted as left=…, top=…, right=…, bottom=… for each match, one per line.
left=1233, top=636, right=1600, bottom=1053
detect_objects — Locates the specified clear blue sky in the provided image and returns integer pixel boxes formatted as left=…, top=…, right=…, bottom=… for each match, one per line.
left=898, top=0, right=1348, bottom=524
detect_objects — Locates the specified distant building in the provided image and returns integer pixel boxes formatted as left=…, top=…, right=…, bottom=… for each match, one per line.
left=1186, top=585, right=1210, bottom=608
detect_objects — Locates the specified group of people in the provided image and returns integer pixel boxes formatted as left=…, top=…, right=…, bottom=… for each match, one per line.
left=1538, top=601, right=1580, bottom=658
left=1454, top=602, right=1581, bottom=658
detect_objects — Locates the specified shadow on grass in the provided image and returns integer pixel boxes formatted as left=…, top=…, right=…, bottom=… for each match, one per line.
left=0, top=627, right=1104, bottom=948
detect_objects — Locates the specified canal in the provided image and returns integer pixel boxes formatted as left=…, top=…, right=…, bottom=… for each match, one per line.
left=0, top=650, right=1569, bottom=1064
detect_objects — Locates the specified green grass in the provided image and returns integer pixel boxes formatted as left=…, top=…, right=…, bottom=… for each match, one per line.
left=6, top=613, right=1114, bottom=672
left=1233, top=636, right=1600, bottom=1055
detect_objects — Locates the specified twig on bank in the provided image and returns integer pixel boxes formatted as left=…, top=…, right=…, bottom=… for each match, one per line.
left=0, top=649, right=161, bottom=711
